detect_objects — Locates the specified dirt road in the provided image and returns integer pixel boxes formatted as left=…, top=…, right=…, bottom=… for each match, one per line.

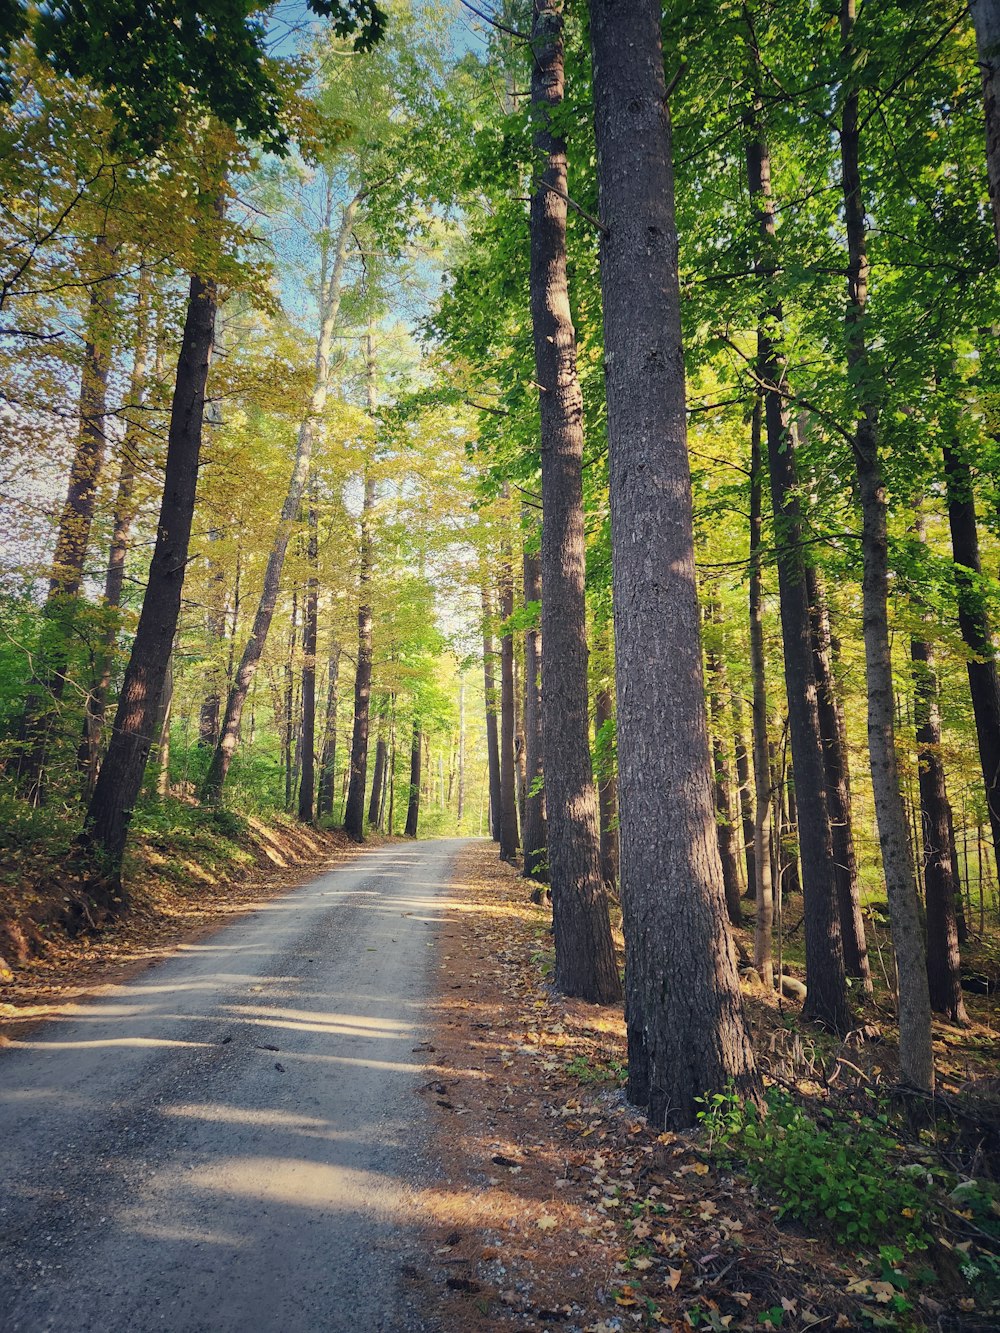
left=0, top=838, right=468, bottom=1333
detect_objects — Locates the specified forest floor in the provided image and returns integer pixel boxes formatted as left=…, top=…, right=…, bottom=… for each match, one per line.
left=412, top=843, right=1000, bottom=1333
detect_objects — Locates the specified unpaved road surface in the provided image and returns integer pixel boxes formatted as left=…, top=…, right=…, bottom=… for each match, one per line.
left=0, top=838, right=468, bottom=1333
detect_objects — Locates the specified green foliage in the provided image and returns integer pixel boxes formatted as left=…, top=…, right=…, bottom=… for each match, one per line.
left=699, top=1089, right=930, bottom=1249
left=564, top=1053, right=627, bottom=1086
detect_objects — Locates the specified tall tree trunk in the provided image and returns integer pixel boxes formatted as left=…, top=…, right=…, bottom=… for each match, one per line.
left=942, top=436, right=1000, bottom=879
left=80, top=271, right=152, bottom=794
left=521, top=542, right=546, bottom=878
left=368, top=729, right=387, bottom=828
left=840, top=0, right=933, bottom=1090
left=317, top=643, right=340, bottom=818
left=482, top=578, right=502, bottom=842
left=805, top=565, right=872, bottom=992
left=971, top=0, right=1000, bottom=256
left=202, top=190, right=359, bottom=802
left=81, top=262, right=218, bottom=897
left=404, top=720, right=421, bottom=838
left=343, top=329, right=378, bottom=843
left=529, top=0, right=618, bottom=1001
left=20, top=239, right=116, bottom=801
left=731, top=692, right=756, bottom=902
left=497, top=550, right=519, bottom=861
left=745, top=81, right=851, bottom=1033
left=706, top=615, right=744, bottom=926
left=457, top=677, right=466, bottom=829
left=298, top=495, right=319, bottom=823
left=587, top=0, right=759, bottom=1122
left=749, top=397, right=775, bottom=989
left=911, top=632, right=968, bottom=1024
left=198, top=526, right=227, bottom=749
left=594, top=654, right=619, bottom=891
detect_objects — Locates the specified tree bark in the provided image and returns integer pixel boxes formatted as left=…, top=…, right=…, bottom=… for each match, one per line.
left=749, top=397, right=775, bottom=989
left=805, top=565, right=872, bottom=992
left=81, top=264, right=217, bottom=894
left=840, top=0, right=933, bottom=1090
left=521, top=541, right=546, bottom=878
left=745, top=83, right=851, bottom=1033
left=368, top=729, right=387, bottom=828
left=298, top=493, right=319, bottom=823
left=529, top=0, right=619, bottom=1001
left=343, top=330, right=378, bottom=843
left=911, top=632, right=968, bottom=1024
left=404, top=721, right=421, bottom=838
left=971, top=0, right=1000, bottom=256
left=706, top=615, right=744, bottom=926
left=587, top=0, right=759, bottom=1123
left=942, top=435, right=1000, bottom=880
left=497, top=552, right=519, bottom=861
left=80, top=271, right=152, bottom=794
left=481, top=577, right=502, bottom=842
left=202, top=190, right=359, bottom=802
left=317, top=644, right=340, bottom=818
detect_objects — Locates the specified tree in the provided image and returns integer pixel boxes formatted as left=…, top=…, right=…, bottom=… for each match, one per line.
left=528, top=0, right=619, bottom=1003
left=586, top=0, right=760, bottom=1126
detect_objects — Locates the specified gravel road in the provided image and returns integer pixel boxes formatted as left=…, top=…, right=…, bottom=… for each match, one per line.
left=0, top=838, right=469, bottom=1333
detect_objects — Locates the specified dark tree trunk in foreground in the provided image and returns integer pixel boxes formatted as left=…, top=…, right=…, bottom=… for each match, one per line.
left=521, top=542, right=547, bottom=879
left=497, top=551, right=520, bottom=861
left=344, top=464, right=376, bottom=842
left=745, top=88, right=851, bottom=1033
left=971, top=0, right=1000, bottom=256
left=203, top=194, right=357, bottom=804
left=806, top=565, right=871, bottom=993
left=841, top=0, right=933, bottom=1090
left=298, top=497, right=319, bottom=823
left=943, top=436, right=1000, bottom=880
left=748, top=398, right=774, bottom=989
left=529, top=0, right=619, bottom=1002
left=81, top=268, right=217, bottom=895
left=317, top=644, right=340, bottom=818
left=911, top=632, right=968, bottom=1024
left=588, top=0, right=759, bottom=1123
left=481, top=579, right=502, bottom=842
left=404, top=722, right=421, bottom=838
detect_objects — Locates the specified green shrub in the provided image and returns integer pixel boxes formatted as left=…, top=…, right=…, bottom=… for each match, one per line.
left=699, top=1088, right=929, bottom=1248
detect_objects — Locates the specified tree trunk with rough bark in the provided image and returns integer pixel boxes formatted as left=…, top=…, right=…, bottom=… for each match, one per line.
left=749, top=397, right=775, bottom=989
left=81, top=265, right=217, bottom=897
left=404, top=721, right=420, bottom=838
left=497, top=550, right=519, bottom=862
left=942, top=436, right=1000, bottom=880
left=298, top=496, right=319, bottom=823
left=317, top=644, right=340, bottom=818
left=481, top=578, right=502, bottom=843
left=971, top=0, right=1000, bottom=256
left=521, top=542, right=546, bottom=879
left=202, top=192, right=359, bottom=804
left=588, top=0, right=760, bottom=1122
left=745, top=83, right=851, bottom=1033
left=805, top=565, right=871, bottom=993
left=840, top=0, right=933, bottom=1090
left=529, top=0, right=618, bottom=1001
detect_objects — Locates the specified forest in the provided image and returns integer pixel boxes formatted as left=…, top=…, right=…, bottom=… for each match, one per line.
left=3, top=0, right=1000, bottom=1326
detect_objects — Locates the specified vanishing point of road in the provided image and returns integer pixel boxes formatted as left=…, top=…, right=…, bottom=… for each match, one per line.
left=0, top=838, right=469, bottom=1333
